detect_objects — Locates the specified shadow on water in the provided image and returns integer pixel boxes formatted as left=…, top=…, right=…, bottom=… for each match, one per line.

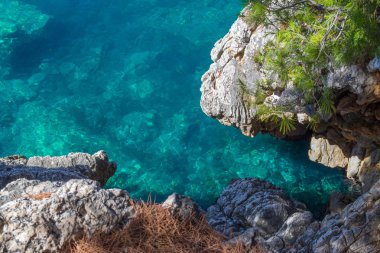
left=7, top=19, right=71, bottom=78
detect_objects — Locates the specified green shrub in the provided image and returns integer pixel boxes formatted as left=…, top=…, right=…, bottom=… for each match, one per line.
left=245, top=0, right=380, bottom=123
left=319, top=88, right=336, bottom=116
left=307, top=114, right=321, bottom=131
left=255, top=89, right=267, bottom=104
left=279, top=115, right=296, bottom=135
left=256, top=104, right=296, bottom=135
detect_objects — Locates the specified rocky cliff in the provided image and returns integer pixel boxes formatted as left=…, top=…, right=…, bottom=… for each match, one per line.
left=200, top=7, right=380, bottom=190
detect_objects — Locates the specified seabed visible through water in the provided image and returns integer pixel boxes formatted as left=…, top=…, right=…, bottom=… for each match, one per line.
left=0, top=0, right=351, bottom=216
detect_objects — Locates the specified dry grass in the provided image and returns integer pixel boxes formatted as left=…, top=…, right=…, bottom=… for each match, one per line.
left=70, top=202, right=266, bottom=253
left=26, top=192, right=52, bottom=200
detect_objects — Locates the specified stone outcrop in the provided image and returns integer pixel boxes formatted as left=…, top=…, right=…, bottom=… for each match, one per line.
left=0, top=150, right=116, bottom=188
left=200, top=6, right=380, bottom=188
left=309, top=136, right=349, bottom=169
left=0, top=151, right=134, bottom=253
left=0, top=179, right=135, bottom=253
left=200, top=8, right=308, bottom=139
left=162, top=193, right=204, bottom=220
left=208, top=178, right=380, bottom=253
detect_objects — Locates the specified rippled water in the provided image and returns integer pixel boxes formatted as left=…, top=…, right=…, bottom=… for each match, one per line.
left=0, top=0, right=350, bottom=216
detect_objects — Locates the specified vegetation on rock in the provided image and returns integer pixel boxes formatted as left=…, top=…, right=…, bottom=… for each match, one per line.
left=244, top=0, right=380, bottom=132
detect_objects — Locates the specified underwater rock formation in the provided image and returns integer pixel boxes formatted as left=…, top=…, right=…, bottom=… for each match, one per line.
left=208, top=178, right=380, bottom=253
left=0, top=0, right=50, bottom=77
left=200, top=7, right=380, bottom=188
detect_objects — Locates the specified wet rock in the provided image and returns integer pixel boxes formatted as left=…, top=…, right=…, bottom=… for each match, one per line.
left=328, top=191, right=355, bottom=214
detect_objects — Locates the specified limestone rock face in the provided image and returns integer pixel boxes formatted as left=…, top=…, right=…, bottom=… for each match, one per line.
left=0, top=179, right=135, bottom=253
left=208, top=178, right=380, bottom=253
left=200, top=9, right=280, bottom=137
left=309, top=136, right=349, bottom=168
left=200, top=5, right=380, bottom=188
left=0, top=150, right=116, bottom=188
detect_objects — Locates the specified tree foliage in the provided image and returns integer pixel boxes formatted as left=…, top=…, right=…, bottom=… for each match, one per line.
left=246, top=0, right=380, bottom=127
left=257, top=105, right=296, bottom=135
left=248, top=0, right=380, bottom=80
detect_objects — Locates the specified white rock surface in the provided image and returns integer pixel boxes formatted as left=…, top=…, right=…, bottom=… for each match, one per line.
left=0, top=179, right=135, bottom=252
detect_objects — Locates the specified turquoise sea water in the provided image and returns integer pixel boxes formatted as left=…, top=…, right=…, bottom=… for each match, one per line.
left=0, top=0, right=350, bottom=216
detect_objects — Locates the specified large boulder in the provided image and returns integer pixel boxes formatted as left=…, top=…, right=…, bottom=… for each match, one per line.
left=0, top=179, right=135, bottom=253
left=208, top=178, right=380, bottom=253
left=207, top=178, right=314, bottom=249
left=0, top=151, right=126, bottom=252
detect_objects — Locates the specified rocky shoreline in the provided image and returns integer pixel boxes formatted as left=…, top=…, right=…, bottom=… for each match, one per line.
left=2, top=3, right=380, bottom=253
left=0, top=151, right=379, bottom=252
left=200, top=7, right=380, bottom=191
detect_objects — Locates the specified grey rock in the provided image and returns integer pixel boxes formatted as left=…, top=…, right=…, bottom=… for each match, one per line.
left=207, top=178, right=313, bottom=242
left=347, top=145, right=365, bottom=181
left=326, top=64, right=380, bottom=105
left=0, top=151, right=116, bottom=189
left=307, top=180, right=380, bottom=253
left=227, top=228, right=257, bottom=248
left=208, top=178, right=380, bottom=253
left=274, top=211, right=314, bottom=247
left=0, top=179, right=135, bottom=253
left=367, top=57, right=380, bottom=73
left=200, top=8, right=277, bottom=137
left=357, top=149, right=380, bottom=191
left=0, top=155, right=28, bottom=167
left=162, top=193, right=203, bottom=220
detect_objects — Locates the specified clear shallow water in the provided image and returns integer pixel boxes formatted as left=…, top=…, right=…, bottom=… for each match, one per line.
left=0, top=0, right=350, bottom=216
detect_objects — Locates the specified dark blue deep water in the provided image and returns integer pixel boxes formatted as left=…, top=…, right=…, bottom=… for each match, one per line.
left=0, top=0, right=350, bottom=216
